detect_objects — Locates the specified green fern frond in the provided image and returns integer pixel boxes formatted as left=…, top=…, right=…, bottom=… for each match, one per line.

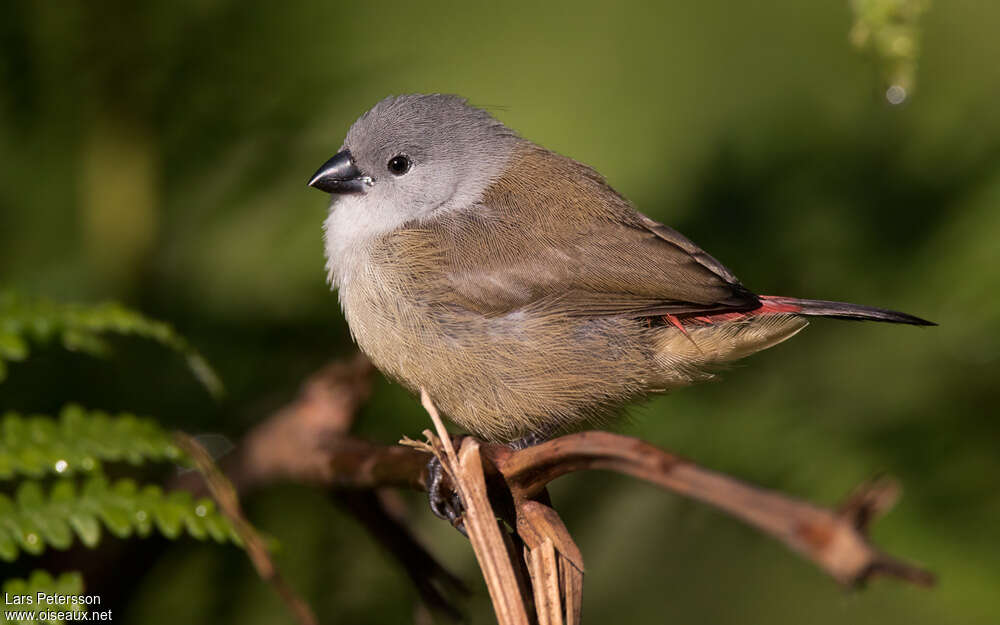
left=1, top=570, right=85, bottom=624
left=0, top=291, right=223, bottom=397
left=0, top=405, right=186, bottom=480
left=0, top=476, right=241, bottom=562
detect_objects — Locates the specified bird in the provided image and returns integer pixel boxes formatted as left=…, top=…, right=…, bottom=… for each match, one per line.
left=309, top=93, right=932, bottom=448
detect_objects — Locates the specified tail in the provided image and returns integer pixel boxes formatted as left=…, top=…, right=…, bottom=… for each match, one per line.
left=759, top=296, right=935, bottom=326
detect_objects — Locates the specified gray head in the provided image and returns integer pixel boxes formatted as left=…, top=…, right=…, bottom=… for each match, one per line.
left=313, top=94, right=520, bottom=287
left=310, top=94, right=518, bottom=222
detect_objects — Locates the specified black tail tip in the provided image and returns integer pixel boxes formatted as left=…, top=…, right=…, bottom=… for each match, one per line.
left=819, top=307, right=936, bottom=326
left=892, top=313, right=936, bottom=327
left=822, top=311, right=936, bottom=326
left=767, top=297, right=937, bottom=326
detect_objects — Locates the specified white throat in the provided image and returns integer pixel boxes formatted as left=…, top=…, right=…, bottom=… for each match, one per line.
left=323, top=193, right=409, bottom=289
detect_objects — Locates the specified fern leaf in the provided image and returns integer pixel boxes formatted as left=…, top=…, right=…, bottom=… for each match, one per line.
left=1, top=570, right=85, bottom=624
left=0, top=291, right=223, bottom=397
left=0, top=405, right=186, bottom=480
left=0, top=477, right=240, bottom=561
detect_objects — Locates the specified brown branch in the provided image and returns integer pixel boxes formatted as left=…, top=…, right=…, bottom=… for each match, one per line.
left=171, top=355, right=933, bottom=623
left=172, top=354, right=468, bottom=621
left=480, top=432, right=934, bottom=587
left=209, top=413, right=933, bottom=589
left=300, top=428, right=934, bottom=589
left=219, top=353, right=375, bottom=491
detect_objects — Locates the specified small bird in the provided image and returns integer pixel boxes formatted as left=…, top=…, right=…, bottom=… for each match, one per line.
left=309, top=94, right=932, bottom=446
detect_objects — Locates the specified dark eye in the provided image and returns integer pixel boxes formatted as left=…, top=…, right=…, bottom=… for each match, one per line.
left=387, top=154, right=411, bottom=176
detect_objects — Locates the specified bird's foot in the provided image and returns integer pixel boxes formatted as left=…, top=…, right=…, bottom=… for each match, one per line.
left=426, top=455, right=467, bottom=535
left=426, top=431, right=548, bottom=534
left=509, top=431, right=547, bottom=451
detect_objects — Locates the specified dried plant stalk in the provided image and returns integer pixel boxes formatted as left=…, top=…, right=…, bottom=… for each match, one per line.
left=559, top=557, right=583, bottom=625
left=174, top=432, right=319, bottom=625
left=525, top=539, right=561, bottom=625
left=517, top=500, right=585, bottom=625
left=421, top=390, right=532, bottom=625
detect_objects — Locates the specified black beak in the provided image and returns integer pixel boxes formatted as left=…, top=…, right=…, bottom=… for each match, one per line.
left=308, top=150, right=369, bottom=194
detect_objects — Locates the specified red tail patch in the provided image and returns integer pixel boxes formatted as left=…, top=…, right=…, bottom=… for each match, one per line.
left=758, top=295, right=804, bottom=314
left=663, top=296, right=802, bottom=327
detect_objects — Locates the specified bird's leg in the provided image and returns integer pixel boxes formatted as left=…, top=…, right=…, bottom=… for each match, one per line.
left=426, top=455, right=467, bottom=534
left=426, top=430, right=548, bottom=534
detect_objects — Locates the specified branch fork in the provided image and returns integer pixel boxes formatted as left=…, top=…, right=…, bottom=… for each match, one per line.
left=179, top=357, right=934, bottom=624
left=414, top=390, right=584, bottom=625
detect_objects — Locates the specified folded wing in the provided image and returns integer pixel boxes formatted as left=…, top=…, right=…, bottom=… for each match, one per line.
left=426, top=143, right=760, bottom=319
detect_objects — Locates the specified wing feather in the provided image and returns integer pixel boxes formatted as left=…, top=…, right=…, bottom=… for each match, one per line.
left=416, top=143, right=759, bottom=319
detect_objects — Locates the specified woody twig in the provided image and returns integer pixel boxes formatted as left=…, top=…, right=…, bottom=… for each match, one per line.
left=174, top=355, right=934, bottom=624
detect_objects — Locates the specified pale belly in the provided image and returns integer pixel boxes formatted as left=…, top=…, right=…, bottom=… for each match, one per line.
left=339, top=281, right=661, bottom=442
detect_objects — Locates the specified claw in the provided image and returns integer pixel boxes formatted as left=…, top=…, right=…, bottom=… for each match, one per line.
left=426, top=456, right=467, bottom=535
left=509, top=431, right=547, bottom=451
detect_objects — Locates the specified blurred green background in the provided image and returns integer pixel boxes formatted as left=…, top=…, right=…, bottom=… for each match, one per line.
left=2, top=0, right=998, bottom=623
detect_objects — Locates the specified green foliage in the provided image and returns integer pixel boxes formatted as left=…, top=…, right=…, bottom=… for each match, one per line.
left=0, top=475, right=240, bottom=563
left=2, top=570, right=85, bottom=625
left=0, top=295, right=244, bottom=608
left=0, top=291, right=223, bottom=397
left=0, top=405, right=185, bottom=480
left=849, top=0, right=931, bottom=100
left=0, top=407, right=241, bottom=564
